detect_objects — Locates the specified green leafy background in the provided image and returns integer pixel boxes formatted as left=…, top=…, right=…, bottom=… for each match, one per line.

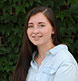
left=0, top=0, right=78, bottom=81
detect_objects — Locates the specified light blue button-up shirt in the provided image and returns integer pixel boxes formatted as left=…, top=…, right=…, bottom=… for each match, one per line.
left=26, top=44, right=78, bottom=81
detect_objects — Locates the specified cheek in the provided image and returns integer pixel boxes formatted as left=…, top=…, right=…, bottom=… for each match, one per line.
left=27, top=29, right=29, bottom=35
left=44, top=29, right=52, bottom=37
left=27, top=28, right=31, bottom=34
left=44, top=31, right=53, bottom=41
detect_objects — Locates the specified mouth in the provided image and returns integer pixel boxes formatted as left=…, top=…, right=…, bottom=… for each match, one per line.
left=32, top=35, right=42, bottom=41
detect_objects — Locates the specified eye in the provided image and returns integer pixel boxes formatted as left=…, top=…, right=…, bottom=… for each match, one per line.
left=28, top=25, right=33, bottom=28
left=39, top=24, right=45, bottom=27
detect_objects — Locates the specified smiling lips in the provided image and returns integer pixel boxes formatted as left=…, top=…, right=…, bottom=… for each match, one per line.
left=32, top=35, right=42, bottom=41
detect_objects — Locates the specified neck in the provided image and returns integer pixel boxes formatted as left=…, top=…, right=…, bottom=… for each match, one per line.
left=37, top=43, right=55, bottom=59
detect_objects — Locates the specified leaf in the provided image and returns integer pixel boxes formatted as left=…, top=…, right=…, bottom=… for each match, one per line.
left=0, top=0, right=4, bottom=8
left=56, top=10, right=70, bottom=21
left=15, top=5, right=25, bottom=14
left=66, top=26, right=75, bottom=35
left=34, top=0, right=41, bottom=3
left=60, top=26, right=67, bottom=36
left=68, top=0, right=78, bottom=4
left=75, top=40, right=78, bottom=49
left=11, top=15, right=17, bottom=22
left=13, top=0, right=21, bottom=4
left=13, top=27, right=19, bottom=35
left=0, top=47, right=7, bottom=55
left=20, top=5, right=26, bottom=13
left=25, top=2, right=29, bottom=8
left=56, top=0, right=67, bottom=6
left=29, top=0, right=33, bottom=6
left=64, top=38, right=73, bottom=46
left=3, top=12, right=11, bottom=22
left=9, top=0, right=12, bottom=4
left=15, top=5, right=21, bottom=15
left=5, top=24, right=13, bottom=36
left=69, top=4, right=78, bottom=13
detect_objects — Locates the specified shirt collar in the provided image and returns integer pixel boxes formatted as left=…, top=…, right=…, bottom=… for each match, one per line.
left=48, top=44, right=68, bottom=55
left=32, top=50, right=38, bottom=61
left=32, top=44, right=68, bottom=60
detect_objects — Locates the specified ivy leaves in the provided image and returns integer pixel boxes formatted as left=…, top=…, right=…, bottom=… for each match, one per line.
left=0, top=0, right=78, bottom=81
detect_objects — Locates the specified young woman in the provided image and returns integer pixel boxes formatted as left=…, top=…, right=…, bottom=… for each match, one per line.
left=12, top=6, right=78, bottom=81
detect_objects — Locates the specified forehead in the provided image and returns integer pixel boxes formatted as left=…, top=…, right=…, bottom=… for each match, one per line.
left=28, top=12, right=49, bottom=23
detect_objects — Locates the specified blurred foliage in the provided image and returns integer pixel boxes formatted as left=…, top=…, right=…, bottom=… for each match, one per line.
left=0, top=0, right=78, bottom=81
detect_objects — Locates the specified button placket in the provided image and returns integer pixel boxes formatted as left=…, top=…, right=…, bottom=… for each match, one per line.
left=35, top=70, right=41, bottom=81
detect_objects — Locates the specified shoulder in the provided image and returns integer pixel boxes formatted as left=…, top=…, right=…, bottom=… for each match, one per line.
left=49, top=44, right=76, bottom=63
left=46, top=44, right=78, bottom=70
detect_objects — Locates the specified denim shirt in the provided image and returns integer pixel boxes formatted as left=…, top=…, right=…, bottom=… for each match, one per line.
left=26, top=44, right=78, bottom=81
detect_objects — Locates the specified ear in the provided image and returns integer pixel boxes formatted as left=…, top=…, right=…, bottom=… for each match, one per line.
left=51, top=28, right=55, bottom=34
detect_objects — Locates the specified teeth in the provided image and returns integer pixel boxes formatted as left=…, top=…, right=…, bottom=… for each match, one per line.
left=32, top=34, right=42, bottom=36
left=32, top=35, right=42, bottom=37
left=32, top=35, right=41, bottom=36
left=32, top=36, right=42, bottom=38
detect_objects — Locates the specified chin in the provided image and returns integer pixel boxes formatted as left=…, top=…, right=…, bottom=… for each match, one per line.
left=33, top=43, right=42, bottom=46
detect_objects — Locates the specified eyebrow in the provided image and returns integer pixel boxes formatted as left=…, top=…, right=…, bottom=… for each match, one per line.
left=28, top=23, right=33, bottom=25
left=28, top=22, right=45, bottom=25
left=38, top=22, right=45, bottom=24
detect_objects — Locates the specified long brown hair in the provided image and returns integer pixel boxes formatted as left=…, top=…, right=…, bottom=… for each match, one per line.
left=12, top=6, right=61, bottom=81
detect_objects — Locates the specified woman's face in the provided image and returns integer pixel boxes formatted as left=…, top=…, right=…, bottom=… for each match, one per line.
left=27, top=12, right=54, bottom=47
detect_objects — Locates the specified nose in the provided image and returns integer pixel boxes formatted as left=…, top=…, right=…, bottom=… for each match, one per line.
left=33, top=27, right=39, bottom=34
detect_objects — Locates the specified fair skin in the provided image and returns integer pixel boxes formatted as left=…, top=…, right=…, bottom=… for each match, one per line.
left=27, top=12, right=55, bottom=67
